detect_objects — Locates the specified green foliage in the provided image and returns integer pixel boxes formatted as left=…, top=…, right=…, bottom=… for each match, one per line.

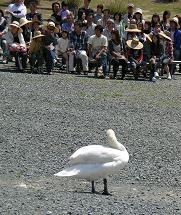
left=104, top=0, right=127, bottom=15
left=67, top=0, right=82, bottom=8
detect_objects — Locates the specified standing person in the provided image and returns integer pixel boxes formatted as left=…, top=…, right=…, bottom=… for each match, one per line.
left=160, top=10, right=171, bottom=31
left=88, top=25, right=108, bottom=78
left=94, top=4, right=103, bottom=24
left=26, top=2, right=43, bottom=23
left=59, top=1, right=70, bottom=23
left=108, top=30, right=128, bottom=79
left=68, top=21, right=89, bottom=75
left=78, top=0, right=94, bottom=21
left=42, top=21, right=59, bottom=75
left=5, top=21, right=27, bottom=71
left=5, top=0, right=27, bottom=23
left=123, top=3, right=134, bottom=27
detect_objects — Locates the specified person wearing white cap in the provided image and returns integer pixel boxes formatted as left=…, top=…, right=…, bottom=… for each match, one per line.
left=103, top=19, right=115, bottom=41
left=133, top=8, right=145, bottom=26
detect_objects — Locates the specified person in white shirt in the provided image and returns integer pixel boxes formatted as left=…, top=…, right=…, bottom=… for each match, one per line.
left=5, top=0, right=27, bottom=23
left=56, top=30, right=69, bottom=72
left=88, top=25, right=108, bottom=78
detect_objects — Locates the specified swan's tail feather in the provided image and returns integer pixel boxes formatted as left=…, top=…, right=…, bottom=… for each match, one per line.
left=54, top=167, right=80, bottom=177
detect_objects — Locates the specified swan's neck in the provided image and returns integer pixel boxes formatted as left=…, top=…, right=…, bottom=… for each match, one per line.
left=107, top=134, right=126, bottom=151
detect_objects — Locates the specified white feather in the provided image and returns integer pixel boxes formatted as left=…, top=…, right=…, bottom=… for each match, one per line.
left=54, top=129, right=129, bottom=181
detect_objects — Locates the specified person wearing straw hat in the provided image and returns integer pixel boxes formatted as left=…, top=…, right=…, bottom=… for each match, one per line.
left=169, top=17, right=181, bottom=73
left=29, top=31, right=45, bottom=73
left=126, top=36, right=146, bottom=80
left=123, top=24, right=141, bottom=42
left=5, top=20, right=27, bottom=71
left=42, top=21, right=59, bottom=75
left=158, top=31, right=173, bottom=80
left=19, top=17, right=32, bottom=44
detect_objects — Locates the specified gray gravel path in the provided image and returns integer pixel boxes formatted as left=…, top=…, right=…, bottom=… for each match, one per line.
left=0, top=64, right=181, bottom=215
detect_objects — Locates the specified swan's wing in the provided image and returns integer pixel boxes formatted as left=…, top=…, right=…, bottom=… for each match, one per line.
left=69, top=145, right=121, bottom=165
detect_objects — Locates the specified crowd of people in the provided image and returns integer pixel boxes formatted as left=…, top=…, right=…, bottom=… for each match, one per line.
left=0, top=0, right=181, bottom=81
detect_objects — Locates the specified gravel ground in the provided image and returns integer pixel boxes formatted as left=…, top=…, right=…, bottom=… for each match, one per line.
left=0, top=64, right=181, bottom=215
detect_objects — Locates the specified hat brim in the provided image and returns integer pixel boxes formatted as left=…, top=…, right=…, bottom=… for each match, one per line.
left=159, top=32, right=171, bottom=41
left=20, top=20, right=32, bottom=27
left=45, top=26, right=59, bottom=34
left=9, top=24, right=23, bottom=33
left=32, top=35, right=45, bottom=39
left=170, top=19, right=180, bottom=28
left=126, top=40, right=143, bottom=49
left=125, top=29, right=141, bottom=32
left=144, top=33, right=152, bottom=42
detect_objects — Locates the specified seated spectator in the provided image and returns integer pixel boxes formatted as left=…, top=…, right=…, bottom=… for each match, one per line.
left=42, top=21, right=59, bottom=75
left=59, top=1, right=70, bottom=23
left=113, top=12, right=122, bottom=32
left=108, top=29, right=128, bottom=79
left=97, top=9, right=111, bottom=28
left=151, top=13, right=160, bottom=32
left=94, top=4, right=103, bottom=24
left=5, top=0, right=27, bottom=22
left=126, top=37, right=146, bottom=80
left=26, top=2, right=43, bottom=23
left=123, top=24, right=141, bottom=42
left=160, top=10, right=171, bottom=31
left=5, top=21, right=27, bottom=71
left=159, top=31, right=173, bottom=80
left=169, top=17, right=181, bottom=73
left=19, top=17, right=32, bottom=44
left=133, top=8, right=145, bottom=26
left=29, top=30, right=44, bottom=73
left=143, top=21, right=151, bottom=34
left=103, top=19, right=115, bottom=41
left=123, top=3, right=134, bottom=27
left=88, top=25, right=108, bottom=78
left=78, top=0, right=94, bottom=21
left=0, top=9, right=8, bottom=63
left=143, top=33, right=152, bottom=63
left=68, top=21, right=89, bottom=75
left=61, top=12, right=74, bottom=33
left=56, top=30, right=69, bottom=72
left=86, top=13, right=96, bottom=38
left=50, top=2, right=62, bottom=25
left=137, top=23, right=146, bottom=43
left=149, top=34, right=164, bottom=81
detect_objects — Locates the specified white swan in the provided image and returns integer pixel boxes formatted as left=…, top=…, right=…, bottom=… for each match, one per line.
left=54, top=129, right=129, bottom=195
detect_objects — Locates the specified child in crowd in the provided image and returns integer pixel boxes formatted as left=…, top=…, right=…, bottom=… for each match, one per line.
left=126, top=37, right=146, bottom=80
left=56, top=30, right=69, bottom=72
left=29, top=30, right=44, bottom=73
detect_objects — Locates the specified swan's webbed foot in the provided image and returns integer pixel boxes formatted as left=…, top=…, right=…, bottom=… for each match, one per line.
left=102, top=178, right=112, bottom=195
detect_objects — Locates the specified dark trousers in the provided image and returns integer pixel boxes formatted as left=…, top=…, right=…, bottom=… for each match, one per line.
left=10, top=51, right=27, bottom=70
left=111, top=58, right=127, bottom=79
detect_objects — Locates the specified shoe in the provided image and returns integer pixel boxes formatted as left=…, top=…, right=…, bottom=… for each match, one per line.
left=2, top=57, right=8, bottom=64
left=105, top=75, right=110, bottom=79
left=154, top=72, right=159, bottom=78
left=83, top=71, right=88, bottom=75
left=167, top=73, right=172, bottom=80
left=152, top=77, right=157, bottom=82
